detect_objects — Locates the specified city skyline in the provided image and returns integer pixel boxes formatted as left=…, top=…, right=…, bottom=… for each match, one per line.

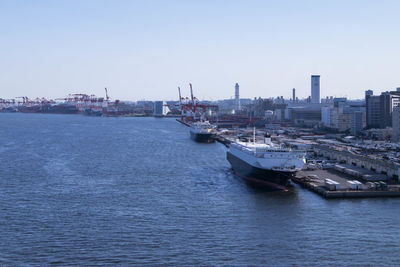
left=1, top=0, right=400, bottom=101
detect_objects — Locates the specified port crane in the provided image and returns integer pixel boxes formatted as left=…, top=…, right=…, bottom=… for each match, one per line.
left=177, top=83, right=218, bottom=122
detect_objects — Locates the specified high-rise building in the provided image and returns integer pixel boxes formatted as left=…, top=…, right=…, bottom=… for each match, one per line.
left=365, top=90, right=380, bottom=128
left=311, top=75, right=320, bottom=103
left=235, top=83, right=240, bottom=112
left=366, top=89, right=400, bottom=128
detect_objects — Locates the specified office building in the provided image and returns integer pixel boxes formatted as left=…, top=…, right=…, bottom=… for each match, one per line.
left=311, top=75, right=320, bottom=104
left=366, top=90, right=381, bottom=128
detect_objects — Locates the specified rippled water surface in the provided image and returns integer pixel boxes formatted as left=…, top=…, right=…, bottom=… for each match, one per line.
left=1, top=113, right=400, bottom=265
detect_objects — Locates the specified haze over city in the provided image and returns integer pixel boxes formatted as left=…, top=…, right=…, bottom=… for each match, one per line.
left=1, top=0, right=400, bottom=100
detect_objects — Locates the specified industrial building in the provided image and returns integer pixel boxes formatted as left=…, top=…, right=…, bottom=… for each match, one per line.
left=314, top=144, right=400, bottom=180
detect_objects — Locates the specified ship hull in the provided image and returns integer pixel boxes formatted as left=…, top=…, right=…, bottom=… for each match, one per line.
left=190, top=131, right=214, bottom=143
left=227, top=151, right=293, bottom=190
left=83, top=109, right=103, bottom=116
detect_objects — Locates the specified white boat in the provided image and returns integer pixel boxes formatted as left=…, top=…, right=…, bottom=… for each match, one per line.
left=189, top=121, right=215, bottom=143
left=227, top=132, right=306, bottom=190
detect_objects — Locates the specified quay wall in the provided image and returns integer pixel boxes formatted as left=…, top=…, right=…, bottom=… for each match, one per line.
left=314, top=145, right=400, bottom=181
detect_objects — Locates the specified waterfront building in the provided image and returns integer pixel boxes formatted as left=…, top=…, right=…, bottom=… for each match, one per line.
left=379, top=91, right=400, bottom=128
left=337, top=113, right=351, bottom=132
left=321, top=106, right=339, bottom=129
left=366, top=89, right=400, bottom=128
left=364, top=128, right=393, bottom=141
left=351, top=111, right=364, bottom=136
left=366, top=90, right=381, bottom=128
left=321, top=98, right=365, bottom=133
left=311, top=75, right=320, bottom=104
left=153, top=101, right=169, bottom=116
left=289, top=106, right=322, bottom=127
left=393, top=106, right=400, bottom=142
left=321, top=107, right=331, bottom=127
left=274, top=108, right=284, bottom=122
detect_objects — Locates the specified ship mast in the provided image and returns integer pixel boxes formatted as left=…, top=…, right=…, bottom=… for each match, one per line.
left=253, top=127, right=256, bottom=145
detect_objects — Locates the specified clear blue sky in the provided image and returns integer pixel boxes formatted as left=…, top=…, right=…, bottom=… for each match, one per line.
left=1, top=0, right=399, bottom=101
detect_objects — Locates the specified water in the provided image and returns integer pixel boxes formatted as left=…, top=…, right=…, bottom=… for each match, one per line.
left=0, top=113, right=400, bottom=266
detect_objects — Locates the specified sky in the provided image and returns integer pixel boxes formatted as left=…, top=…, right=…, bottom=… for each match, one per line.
left=1, top=0, right=399, bottom=101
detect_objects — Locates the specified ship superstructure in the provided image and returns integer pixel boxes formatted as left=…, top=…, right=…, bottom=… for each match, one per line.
left=189, top=121, right=215, bottom=143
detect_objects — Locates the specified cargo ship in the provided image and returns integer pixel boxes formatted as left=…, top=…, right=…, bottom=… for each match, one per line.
left=189, top=121, right=215, bottom=143
left=83, top=108, right=103, bottom=116
left=17, top=104, right=80, bottom=114
left=43, top=104, right=80, bottom=114
left=227, top=133, right=306, bottom=190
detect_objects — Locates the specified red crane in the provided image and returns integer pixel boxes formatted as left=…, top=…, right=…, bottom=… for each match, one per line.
left=177, top=83, right=218, bottom=122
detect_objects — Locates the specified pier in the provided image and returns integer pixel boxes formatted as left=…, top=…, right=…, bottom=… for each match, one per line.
left=177, top=119, right=400, bottom=198
left=293, top=169, right=400, bottom=198
left=176, top=119, right=191, bottom=127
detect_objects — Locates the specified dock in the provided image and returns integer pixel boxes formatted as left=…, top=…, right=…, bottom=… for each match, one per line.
left=177, top=119, right=232, bottom=147
left=213, top=135, right=231, bottom=147
left=176, top=119, right=400, bottom=198
left=176, top=119, right=191, bottom=127
left=293, top=168, right=400, bottom=198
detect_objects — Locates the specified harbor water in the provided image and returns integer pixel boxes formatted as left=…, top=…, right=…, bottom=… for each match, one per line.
left=0, top=113, right=400, bottom=265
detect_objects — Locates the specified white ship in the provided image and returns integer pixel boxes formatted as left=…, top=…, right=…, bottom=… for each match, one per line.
left=227, top=133, right=306, bottom=190
left=189, top=121, right=215, bottom=143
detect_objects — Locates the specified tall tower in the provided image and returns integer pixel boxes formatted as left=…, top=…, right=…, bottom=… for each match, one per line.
left=235, top=83, right=240, bottom=112
left=292, top=88, right=296, bottom=102
left=311, top=75, right=320, bottom=104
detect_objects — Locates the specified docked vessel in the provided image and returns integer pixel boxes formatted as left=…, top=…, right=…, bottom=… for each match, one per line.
left=189, top=121, right=215, bottom=143
left=43, top=104, right=80, bottom=114
left=83, top=108, right=103, bottom=116
left=227, top=133, right=306, bottom=190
